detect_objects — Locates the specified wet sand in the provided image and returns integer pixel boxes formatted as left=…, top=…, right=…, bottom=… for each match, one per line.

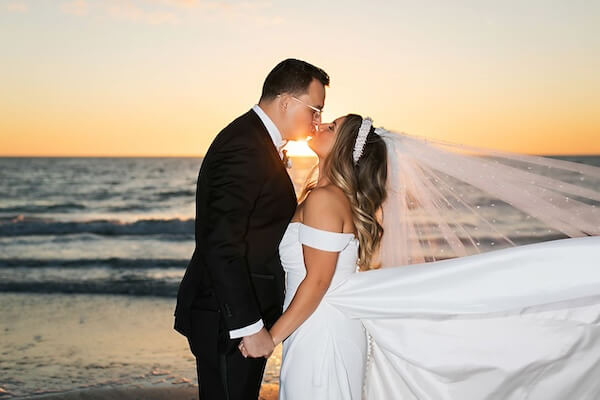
left=0, top=293, right=280, bottom=399
left=22, top=383, right=279, bottom=400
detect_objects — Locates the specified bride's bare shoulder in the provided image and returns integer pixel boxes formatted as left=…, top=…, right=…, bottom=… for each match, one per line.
left=303, top=185, right=352, bottom=226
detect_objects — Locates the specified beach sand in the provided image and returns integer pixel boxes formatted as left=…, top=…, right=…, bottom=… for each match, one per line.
left=22, top=384, right=279, bottom=399
left=0, top=293, right=280, bottom=399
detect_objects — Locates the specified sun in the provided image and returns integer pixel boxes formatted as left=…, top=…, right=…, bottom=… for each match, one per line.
left=283, top=140, right=316, bottom=157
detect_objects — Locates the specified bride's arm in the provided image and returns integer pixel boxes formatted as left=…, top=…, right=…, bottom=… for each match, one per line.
left=269, top=188, right=345, bottom=346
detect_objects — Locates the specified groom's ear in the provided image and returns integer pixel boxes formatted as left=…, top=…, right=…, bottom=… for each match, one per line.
left=279, top=94, right=289, bottom=112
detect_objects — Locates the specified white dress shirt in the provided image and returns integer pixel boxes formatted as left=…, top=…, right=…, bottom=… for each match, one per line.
left=252, top=104, right=287, bottom=158
left=228, top=105, right=286, bottom=339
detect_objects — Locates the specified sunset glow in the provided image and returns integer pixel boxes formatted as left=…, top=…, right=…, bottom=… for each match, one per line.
left=1, top=1, right=599, bottom=156
left=284, top=140, right=316, bottom=158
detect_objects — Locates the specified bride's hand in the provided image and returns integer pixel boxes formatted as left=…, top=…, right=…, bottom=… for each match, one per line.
left=269, top=330, right=279, bottom=348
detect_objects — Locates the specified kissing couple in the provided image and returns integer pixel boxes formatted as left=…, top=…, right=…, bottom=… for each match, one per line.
left=174, top=59, right=600, bottom=399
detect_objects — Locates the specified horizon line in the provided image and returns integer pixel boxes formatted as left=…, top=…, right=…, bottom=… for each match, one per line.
left=1, top=153, right=600, bottom=158
left=0, top=154, right=316, bottom=158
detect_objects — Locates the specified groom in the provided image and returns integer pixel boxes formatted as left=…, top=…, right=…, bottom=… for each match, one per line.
left=174, top=59, right=329, bottom=399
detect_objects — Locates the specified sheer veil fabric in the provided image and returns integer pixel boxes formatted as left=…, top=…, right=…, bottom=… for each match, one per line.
left=374, top=128, right=600, bottom=267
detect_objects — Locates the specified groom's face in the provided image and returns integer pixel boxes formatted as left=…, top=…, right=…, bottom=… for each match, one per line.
left=283, top=79, right=325, bottom=141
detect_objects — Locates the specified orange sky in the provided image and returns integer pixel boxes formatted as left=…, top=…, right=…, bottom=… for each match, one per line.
left=1, top=1, right=599, bottom=156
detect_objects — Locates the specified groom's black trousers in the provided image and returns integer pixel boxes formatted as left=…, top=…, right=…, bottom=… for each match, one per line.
left=193, top=348, right=267, bottom=400
left=188, top=306, right=267, bottom=400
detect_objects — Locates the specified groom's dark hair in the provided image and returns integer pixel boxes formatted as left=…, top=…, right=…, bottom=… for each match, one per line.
left=260, top=59, right=329, bottom=101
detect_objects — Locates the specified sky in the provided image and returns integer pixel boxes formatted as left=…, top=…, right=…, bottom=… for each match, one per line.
left=1, top=0, right=599, bottom=156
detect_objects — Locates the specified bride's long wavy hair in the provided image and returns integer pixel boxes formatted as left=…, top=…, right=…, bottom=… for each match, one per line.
left=299, top=114, right=388, bottom=270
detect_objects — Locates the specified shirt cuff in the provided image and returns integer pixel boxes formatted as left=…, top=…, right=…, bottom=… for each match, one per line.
left=229, top=319, right=264, bottom=339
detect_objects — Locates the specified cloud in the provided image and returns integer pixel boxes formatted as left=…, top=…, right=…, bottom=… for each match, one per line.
left=147, top=0, right=272, bottom=11
left=6, top=2, right=29, bottom=12
left=53, top=0, right=283, bottom=27
left=60, top=0, right=89, bottom=16
left=151, top=0, right=197, bottom=7
left=253, top=14, right=284, bottom=27
left=201, top=1, right=273, bottom=11
left=185, top=1, right=286, bottom=26
left=134, top=1, right=285, bottom=26
left=106, top=3, right=179, bottom=25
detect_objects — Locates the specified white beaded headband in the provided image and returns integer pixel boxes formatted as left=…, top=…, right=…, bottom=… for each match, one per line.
left=352, top=117, right=373, bottom=165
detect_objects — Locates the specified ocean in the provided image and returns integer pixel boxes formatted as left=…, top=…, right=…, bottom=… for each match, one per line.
left=1, top=155, right=599, bottom=298
left=0, top=155, right=599, bottom=398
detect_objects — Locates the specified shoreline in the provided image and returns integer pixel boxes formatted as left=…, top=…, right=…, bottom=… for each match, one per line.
left=17, top=383, right=279, bottom=400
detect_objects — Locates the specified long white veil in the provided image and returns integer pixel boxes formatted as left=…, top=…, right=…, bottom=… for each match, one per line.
left=375, top=127, right=600, bottom=267
left=324, top=127, right=600, bottom=399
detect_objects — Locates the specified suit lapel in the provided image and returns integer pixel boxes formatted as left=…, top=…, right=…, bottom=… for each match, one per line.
left=246, top=110, right=297, bottom=208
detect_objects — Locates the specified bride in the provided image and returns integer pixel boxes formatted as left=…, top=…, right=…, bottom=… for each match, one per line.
left=240, top=115, right=600, bottom=399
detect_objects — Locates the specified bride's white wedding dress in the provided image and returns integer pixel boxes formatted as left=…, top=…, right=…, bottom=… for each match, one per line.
left=278, top=222, right=367, bottom=399
left=278, top=221, right=600, bottom=399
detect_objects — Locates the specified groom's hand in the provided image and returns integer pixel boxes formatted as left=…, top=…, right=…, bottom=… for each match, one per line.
left=239, top=327, right=274, bottom=358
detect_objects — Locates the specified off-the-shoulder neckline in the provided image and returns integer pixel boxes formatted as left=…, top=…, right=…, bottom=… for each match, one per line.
left=289, top=221, right=356, bottom=238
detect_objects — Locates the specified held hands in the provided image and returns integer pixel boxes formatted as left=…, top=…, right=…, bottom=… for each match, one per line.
left=238, top=327, right=275, bottom=359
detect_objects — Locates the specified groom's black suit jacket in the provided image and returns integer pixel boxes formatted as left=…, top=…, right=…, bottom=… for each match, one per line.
left=174, top=110, right=297, bottom=346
